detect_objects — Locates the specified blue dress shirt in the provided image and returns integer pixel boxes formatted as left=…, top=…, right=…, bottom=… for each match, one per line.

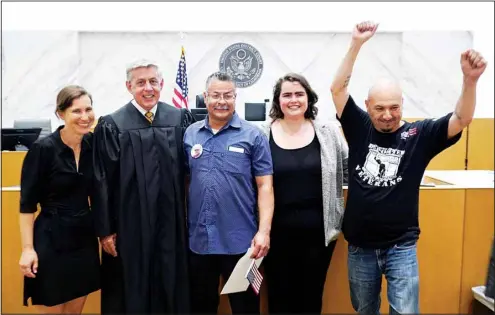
left=184, top=112, right=273, bottom=254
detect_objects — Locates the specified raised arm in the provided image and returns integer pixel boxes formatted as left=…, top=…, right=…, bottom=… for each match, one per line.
left=330, top=21, right=378, bottom=118
left=448, top=49, right=487, bottom=138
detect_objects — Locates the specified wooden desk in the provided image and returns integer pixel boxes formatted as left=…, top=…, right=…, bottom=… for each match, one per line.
left=221, top=171, right=493, bottom=314
left=222, top=171, right=495, bottom=314
left=460, top=188, right=495, bottom=313
left=2, top=171, right=493, bottom=314
left=1, top=151, right=27, bottom=187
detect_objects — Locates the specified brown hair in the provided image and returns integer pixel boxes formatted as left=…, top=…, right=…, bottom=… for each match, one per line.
left=269, top=73, right=319, bottom=120
left=55, top=85, right=93, bottom=115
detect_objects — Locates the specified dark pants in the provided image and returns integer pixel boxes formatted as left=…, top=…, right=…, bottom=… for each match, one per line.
left=189, top=250, right=260, bottom=314
left=264, top=234, right=336, bottom=314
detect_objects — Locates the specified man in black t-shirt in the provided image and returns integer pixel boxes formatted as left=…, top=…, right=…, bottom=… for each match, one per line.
left=330, top=21, right=487, bottom=314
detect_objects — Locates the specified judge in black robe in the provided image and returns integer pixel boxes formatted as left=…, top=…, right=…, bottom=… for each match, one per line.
left=92, top=62, right=194, bottom=314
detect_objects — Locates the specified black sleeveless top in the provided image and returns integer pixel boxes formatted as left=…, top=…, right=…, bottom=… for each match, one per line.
left=269, top=131, right=324, bottom=235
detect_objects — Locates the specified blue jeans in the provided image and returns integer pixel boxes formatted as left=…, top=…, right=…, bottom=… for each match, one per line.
left=347, top=240, right=419, bottom=315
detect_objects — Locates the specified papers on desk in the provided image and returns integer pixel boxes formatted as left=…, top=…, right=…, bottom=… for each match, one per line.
left=419, top=176, right=435, bottom=187
left=420, top=182, right=435, bottom=187
left=220, top=247, right=264, bottom=295
left=420, top=176, right=436, bottom=187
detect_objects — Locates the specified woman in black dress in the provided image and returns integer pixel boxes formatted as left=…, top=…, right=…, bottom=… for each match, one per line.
left=18, top=85, right=100, bottom=314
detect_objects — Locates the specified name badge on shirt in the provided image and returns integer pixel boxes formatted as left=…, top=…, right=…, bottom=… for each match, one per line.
left=191, top=144, right=203, bottom=159
left=228, top=146, right=245, bottom=154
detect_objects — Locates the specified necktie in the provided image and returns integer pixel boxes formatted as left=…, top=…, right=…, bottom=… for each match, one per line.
left=145, top=111, right=154, bottom=123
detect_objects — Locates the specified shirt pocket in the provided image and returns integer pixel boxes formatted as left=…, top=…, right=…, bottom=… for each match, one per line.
left=221, top=151, right=250, bottom=174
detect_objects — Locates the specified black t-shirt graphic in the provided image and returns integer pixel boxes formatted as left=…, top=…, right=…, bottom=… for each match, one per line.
left=338, top=95, right=462, bottom=249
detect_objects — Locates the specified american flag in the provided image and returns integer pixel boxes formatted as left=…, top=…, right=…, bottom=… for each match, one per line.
left=246, top=261, right=263, bottom=295
left=172, top=46, right=189, bottom=109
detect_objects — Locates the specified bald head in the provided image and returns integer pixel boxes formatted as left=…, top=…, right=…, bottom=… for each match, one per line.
left=365, top=78, right=404, bottom=133
left=367, top=78, right=403, bottom=102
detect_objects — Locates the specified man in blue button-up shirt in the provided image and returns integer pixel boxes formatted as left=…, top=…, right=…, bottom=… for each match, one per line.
left=184, top=72, right=274, bottom=314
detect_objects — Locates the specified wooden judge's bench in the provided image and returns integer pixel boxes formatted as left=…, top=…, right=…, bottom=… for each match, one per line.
left=1, top=119, right=493, bottom=314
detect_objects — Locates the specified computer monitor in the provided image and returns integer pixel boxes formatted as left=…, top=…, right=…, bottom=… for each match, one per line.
left=245, top=103, right=266, bottom=121
left=191, top=108, right=208, bottom=121
left=1, top=128, right=42, bottom=151
left=14, top=118, right=52, bottom=139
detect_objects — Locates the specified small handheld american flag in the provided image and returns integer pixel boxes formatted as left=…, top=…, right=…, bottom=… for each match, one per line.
left=246, top=260, right=263, bottom=295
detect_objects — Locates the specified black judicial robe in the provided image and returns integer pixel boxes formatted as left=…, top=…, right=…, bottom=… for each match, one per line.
left=92, top=102, right=194, bottom=314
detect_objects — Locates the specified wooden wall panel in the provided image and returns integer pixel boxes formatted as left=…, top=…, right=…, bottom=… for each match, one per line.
left=1, top=152, right=27, bottom=187
left=467, top=118, right=494, bottom=170
left=459, top=189, right=494, bottom=313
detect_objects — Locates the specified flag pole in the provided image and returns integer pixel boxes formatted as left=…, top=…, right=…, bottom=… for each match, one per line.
left=179, top=31, right=185, bottom=53
left=179, top=31, right=186, bottom=108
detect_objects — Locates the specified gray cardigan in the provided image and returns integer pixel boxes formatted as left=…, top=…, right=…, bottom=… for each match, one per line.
left=260, top=119, right=349, bottom=246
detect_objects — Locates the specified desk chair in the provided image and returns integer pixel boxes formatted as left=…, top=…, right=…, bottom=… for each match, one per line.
left=196, top=94, right=206, bottom=109
left=191, top=108, right=208, bottom=121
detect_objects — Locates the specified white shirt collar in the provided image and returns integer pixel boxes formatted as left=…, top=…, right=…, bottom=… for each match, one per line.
left=131, top=99, right=157, bottom=117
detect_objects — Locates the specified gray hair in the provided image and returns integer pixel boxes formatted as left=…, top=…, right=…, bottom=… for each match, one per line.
left=205, top=71, right=236, bottom=90
left=126, top=59, right=163, bottom=81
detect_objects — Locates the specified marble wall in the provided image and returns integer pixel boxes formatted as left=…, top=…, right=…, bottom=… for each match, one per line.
left=2, top=30, right=477, bottom=130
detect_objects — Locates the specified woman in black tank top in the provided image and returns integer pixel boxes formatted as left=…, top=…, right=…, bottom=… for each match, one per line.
left=262, top=73, right=348, bottom=314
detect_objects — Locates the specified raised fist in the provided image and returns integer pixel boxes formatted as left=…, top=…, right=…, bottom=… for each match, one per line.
left=352, top=21, right=379, bottom=44
left=461, top=49, right=487, bottom=82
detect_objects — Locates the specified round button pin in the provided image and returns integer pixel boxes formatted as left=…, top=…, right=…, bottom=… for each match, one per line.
left=191, top=144, right=203, bottom=159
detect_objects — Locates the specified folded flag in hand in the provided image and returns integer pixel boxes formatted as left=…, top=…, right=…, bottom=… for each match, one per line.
left=246, top=260, right=263, bottom=295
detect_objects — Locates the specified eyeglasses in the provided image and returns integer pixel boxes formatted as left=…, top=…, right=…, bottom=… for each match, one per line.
left=206, top=92, right=236, bottom=102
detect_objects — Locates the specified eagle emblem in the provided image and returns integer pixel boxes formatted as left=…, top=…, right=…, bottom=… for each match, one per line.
left=229, top=54, right=256, bottom=80
left=219, top=43, right=264, bottom=88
